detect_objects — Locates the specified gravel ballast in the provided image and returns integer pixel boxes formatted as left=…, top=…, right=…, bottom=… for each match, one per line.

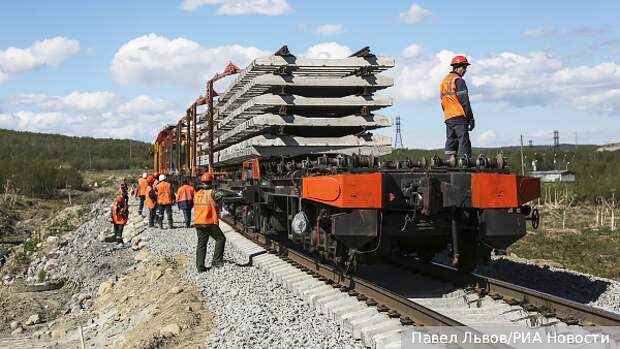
left=141, top=208, right=365, bottom=349
left=477, top=257, right=620, bottom=314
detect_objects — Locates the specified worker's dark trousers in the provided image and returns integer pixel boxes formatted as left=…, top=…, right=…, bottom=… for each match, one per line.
left=122, top=194, right=129, bottom=206
left=445, top=121, right=472, bottom=158
left=157, top=204, right=173, bottom=228
left=148, top=207, right=157, bottom=227
left=178, top=201, right=193, bottom=228
left=113, top=224, right=124, bottom=242
left=195, top=224, right=226, bottom=270
left=138, top=195, right=145, bottom=215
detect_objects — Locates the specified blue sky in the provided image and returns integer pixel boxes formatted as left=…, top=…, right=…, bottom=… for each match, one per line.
left=1, top=0, right=619, bottom=148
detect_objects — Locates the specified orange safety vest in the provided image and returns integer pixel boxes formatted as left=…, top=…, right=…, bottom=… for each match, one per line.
left=439, top=72, right=466, bottom=121
left=194, top=189, right=218, bottom=225
left=111, top=204, right=128, bottom=225
left=156, top=181, right=174, bottom=205
left=146, top=185, right=157, bottom=209
left=176, top=184, right=195, bottom=203
left=137, top=178, right=148, bottom=196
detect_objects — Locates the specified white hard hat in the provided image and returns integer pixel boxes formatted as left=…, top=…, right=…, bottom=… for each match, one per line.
left=142, top=172, right=147, bottom=178
left=158, top=174, right=165, bottom=181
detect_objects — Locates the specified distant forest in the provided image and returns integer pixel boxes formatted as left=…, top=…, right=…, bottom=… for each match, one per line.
left=384, top=145, right=620, bottom=201
left=0, top=128, right=151, bottom=198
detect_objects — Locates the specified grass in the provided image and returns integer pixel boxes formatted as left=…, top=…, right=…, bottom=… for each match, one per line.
left=510, top=226, right=620, bottom=280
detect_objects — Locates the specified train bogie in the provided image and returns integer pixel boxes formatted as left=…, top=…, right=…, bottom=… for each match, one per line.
left=220, top=156, right=540, bottom=273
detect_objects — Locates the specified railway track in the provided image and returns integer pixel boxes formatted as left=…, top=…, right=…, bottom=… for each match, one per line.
left=222, top=217, right=620, bottom=348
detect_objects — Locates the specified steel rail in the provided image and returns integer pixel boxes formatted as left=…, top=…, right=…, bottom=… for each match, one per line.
left=479, top=275, right=620, bottom=327
left=222, top=217, right=518, bottom=349
left=394, top=257, right=620, bottom=327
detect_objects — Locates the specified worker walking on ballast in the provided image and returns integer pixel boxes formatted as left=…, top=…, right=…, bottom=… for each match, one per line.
left=440, top=55, right=475, bottom=160
left=136, top=172, right=148, bottom=216
left=145, top=176, right=157, bottom=227
left=194, top=172, right=226, bottom=272
left=111, top=195, right=129, bottom=244
left=176, top=179, right=195, bottom=228
left=155, top=174, right=175, bottom=229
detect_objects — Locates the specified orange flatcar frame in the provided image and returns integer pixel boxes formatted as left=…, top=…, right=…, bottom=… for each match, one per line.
left=302, top=173, right=383, bottom=209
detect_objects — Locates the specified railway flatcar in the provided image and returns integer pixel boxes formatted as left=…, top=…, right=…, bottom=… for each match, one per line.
left=152, top=46, right=541, bottom=272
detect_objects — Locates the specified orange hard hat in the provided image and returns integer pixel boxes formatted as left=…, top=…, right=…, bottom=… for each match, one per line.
left=147, top=176, right=154, bottom=184
left=153, top=172, right=160, bottom=178
left=121, top=176, right=126, bottom=181
left=450, top=55, right=470, bottom=66
left=200, top=172, right=214, bottom=182
left=115, top=196, right=124, bottom=204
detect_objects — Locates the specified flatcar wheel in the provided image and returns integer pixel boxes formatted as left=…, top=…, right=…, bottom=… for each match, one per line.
left=456, top=238, right=477, bottom=273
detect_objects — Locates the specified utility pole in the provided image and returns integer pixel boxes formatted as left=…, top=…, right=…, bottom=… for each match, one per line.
left=129, top=142, right=132, bottom=160
left=520, top=135, right=525, bottom=175
left=553, top=130, right=559, bottom=170
left=575, top=132, right=578, bottom=149
left=394, top=116, right=404, bottom=149
left=88, top=151, right=92, bottom=170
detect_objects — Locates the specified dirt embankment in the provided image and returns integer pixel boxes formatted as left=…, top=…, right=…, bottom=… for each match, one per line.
left=0, top=177, right=213, bottom=348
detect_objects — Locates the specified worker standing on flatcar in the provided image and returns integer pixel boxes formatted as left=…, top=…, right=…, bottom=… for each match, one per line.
left=155, top=174, right=175, bottom=229
left=194, top=172, right=226, bottom=271
left=136, top=172, right=148, bottom=216
left=111, top=195, right=129, bottom=244
left=145, top=176, right=158, bottom=227
left=176, top=179, right=195, bottom=228
left=118, top=177, right=129, bottom=206
left=439, top=55, right=475, bottom=160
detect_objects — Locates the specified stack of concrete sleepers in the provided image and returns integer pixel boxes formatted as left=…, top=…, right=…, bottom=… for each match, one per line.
left=197, top=48, right=395, bottom=166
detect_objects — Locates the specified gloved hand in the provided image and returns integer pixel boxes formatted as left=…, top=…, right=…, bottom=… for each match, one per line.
left=468, top=118, right=475, bottom=131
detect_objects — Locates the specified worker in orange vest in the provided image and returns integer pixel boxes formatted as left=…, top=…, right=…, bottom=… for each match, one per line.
left=155, top=174, right=175, bottom=229
left=118, top=177, right=129, bottom=206
left=194, top=172, right=226, bottom=271
left=136, top=172, right=148, bottom=216
left=145, top=176, right=158, bottom=227
left=176, top=179, right=195, bottom=228
left=111, top=195, right=129, bottom=244
left=439, top=55, right=475, bottom=160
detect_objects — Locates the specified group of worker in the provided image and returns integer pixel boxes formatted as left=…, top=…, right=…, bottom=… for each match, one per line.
left=131, top=172, right=195, bottom=229
left=110, top=171, right=227, bottom=272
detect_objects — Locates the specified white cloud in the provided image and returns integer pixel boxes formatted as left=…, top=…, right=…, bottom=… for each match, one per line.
left=0, top=111, right=66, bottom=131
left=110, top=34, right=268, bottom=88
left=304, top=42, right=352, bottom=59
left=392, top=44, right=620, bottom=113
left=179, top=0, right=293, bottom=15
left=392, top=48, right=455, bottom=101
left=477, top=129, right=497, bottom=146
left=117, top=95, right=173, bottom=114
left=399, top=3, right=431, bottom=24
left=3, top=92, right=178, bottom=140
left=573, top=89, right=620, bottom=113
left=0, top=37, right=80, bottom=82
left=62, top=91, right=116, bottom=111
left=11, top=91, right=116, bottom=112
left=402, top=44, right=423, bottom=58
left=315, top=24, right=344, bottom=36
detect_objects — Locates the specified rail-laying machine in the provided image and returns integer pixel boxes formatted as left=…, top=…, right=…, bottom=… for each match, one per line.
left=152, top=46, right=541, bottom=272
